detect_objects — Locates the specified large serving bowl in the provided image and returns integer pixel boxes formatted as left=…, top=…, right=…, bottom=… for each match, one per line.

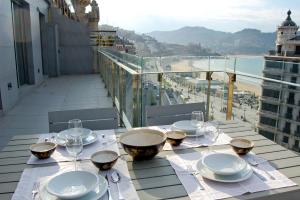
left=91, top=150, right=119, bottom=170
left=30, top=142, right=57, bottom=159
left=230, top=138, right=254, bottom=155
left=120, top=128, right=167, bottom=160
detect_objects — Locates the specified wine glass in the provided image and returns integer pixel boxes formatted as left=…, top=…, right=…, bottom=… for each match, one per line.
left=66, top=135, right=83, bottom=171
left=68, top=119, right=82, bottom=129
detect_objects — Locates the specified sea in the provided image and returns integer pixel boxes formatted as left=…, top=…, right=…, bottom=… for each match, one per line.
left=193, top=56, right=264, bottom=77
left=192, top=56, right=265, bottom=84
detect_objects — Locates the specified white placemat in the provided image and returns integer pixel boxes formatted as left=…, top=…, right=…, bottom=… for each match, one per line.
left=150, top=125, right=232, bottom=151
left=12, top=160, right=139, bottom=200
left=27, top=130, right=117, bottom=165
left=167, top=149, right=297, bottom=200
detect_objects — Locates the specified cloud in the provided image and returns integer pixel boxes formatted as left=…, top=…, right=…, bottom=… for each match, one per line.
left=97, top=0, right=300, bottom=32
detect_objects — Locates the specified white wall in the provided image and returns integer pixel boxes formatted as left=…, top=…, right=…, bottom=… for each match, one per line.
left=0, top=0, right=48, bottom=113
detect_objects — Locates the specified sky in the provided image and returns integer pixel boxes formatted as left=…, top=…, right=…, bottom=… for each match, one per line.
left=90, top=0, right=300, bottom=33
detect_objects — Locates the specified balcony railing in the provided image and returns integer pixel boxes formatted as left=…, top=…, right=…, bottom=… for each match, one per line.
left=96, top=48, right=300, bottom=128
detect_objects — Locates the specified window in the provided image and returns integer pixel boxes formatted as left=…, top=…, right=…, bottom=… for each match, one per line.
left=264, top=74, right=281, bottom=80
left=260, top=116, right=276, bottom=127
left=283, top=122, right=291, bottom=134
left=265, top=60, right=283, bottom=69
left=283, top=136, right=289, bottom=143
left=285, top=107, right=293, bottom=119
left=259, top=130, right=274, bottom=140
left=295, top=140, right=299, bottom=148
left=287, top=92, right=295, bottom=104
left=262, top=89, right=280, bottom=98
left=261, top=103, right=278, bottom=113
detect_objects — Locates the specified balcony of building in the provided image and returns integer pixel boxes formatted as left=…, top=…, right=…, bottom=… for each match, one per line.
left=0, top=75, right=113, bottom=149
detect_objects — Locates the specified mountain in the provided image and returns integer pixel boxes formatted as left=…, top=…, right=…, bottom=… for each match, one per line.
left=147, top=26, right=276, bottom=55
left=100, top=25, right=219, bottom=56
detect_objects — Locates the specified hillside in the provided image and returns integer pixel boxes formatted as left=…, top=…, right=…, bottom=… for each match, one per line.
left=100, top=25, right=218, bottom=56
left=148, top=26, right=276, bottom=55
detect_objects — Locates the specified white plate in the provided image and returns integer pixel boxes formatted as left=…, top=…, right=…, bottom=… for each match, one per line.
left=196, top=160, right=253, bottom=183
left=55, top=132, right=98, bottom=146
left=41, top=174, right=108, bottom=200
left=47, top=171, right=98, bottom=199
left=171, top=120, right=198, bottom=135
left=57, top=128, right=93, bottom=140
left=202, top=153, right=247, bottom=175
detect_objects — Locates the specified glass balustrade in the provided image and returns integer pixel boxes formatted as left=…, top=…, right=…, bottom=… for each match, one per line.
left=96, top=48, right=300, bottom=149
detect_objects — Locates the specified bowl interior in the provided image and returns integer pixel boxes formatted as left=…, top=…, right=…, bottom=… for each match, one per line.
left=120, top=128, right=166, bottom=146
left=166, top=131, right=186, bottom=140
left=30, top=142, right=56, bottom=152
left=230, top=138, right=254, bottom=149
left=47, top=171, right=98, bottom=199
left=91, top=150, right=118, bottom=163
left=202, top=153, right=246, bottom=175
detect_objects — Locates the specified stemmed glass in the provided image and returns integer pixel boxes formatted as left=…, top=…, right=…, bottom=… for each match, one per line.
left=191, top=111, right=205, bottom=141
left=66, top=135, right=83, bottom=171
left=68, top=119, right=82, bottom=129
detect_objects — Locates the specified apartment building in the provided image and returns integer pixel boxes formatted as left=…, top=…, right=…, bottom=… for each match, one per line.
left=258, top=10, right=300, bottom=152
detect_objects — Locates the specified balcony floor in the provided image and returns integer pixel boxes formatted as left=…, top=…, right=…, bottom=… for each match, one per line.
left=0, top=75, right=112, bottom=150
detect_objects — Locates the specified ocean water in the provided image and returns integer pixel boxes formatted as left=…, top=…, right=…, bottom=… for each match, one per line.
left=193, top=56, right=264, bottom=77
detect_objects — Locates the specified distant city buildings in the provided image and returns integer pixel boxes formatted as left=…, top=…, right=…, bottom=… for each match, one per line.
left=258, top=10, right=300, bottom=152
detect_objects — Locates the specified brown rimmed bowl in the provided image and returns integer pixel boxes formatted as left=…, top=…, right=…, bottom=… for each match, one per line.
left=230, top=138, right=254, bottom=155
left=91, top=150, right=119, bottom=171
left=166, top=131, right=186, bottom=146
left=30, top=142, right=57, bottom=159
left=120, top=128, right=167, bottom=160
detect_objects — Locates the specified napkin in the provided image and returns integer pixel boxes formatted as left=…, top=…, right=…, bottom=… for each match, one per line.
left=149, top=125, right=232, bottom=150
left=27, top=130, right=117, bottom=165
left=12, top=160, right=140, bottom=200
left=167, top=149, right=297, bottom=200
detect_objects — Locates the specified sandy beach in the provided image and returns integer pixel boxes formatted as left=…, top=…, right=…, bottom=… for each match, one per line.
left=170, top=60, right=262, bottom=96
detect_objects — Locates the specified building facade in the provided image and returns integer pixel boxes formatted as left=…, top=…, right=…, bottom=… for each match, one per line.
left=258, top=10, right=300, bottom=152
left=0, top=0, right=49, bottom=114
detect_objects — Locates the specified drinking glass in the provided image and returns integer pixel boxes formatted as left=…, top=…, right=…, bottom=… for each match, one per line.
left=191, top=111, right=204, bottom=128
left=191, top=111, right=205, bottom=141
left=68, top=119, right=82, bottom=129
left=66, top=135, right=83, bottom=171
left=204, top=124, right=220, bottom=152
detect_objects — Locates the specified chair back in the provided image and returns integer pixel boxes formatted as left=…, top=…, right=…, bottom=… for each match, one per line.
left=145, top=102, right=206, bottom=126
left=48, top=107, right=118, bottom=132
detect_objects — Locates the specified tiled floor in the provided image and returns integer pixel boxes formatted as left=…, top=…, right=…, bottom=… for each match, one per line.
left=0, top=75, right=112, bottom=149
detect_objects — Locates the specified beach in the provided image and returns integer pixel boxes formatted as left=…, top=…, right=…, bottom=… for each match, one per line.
left=170, top=60, right=262, bottom=96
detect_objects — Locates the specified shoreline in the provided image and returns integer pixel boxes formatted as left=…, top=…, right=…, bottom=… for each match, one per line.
left=171, top=60, right=262, bottom=96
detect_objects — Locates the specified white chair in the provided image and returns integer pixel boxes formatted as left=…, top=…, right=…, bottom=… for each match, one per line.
left=145, top=102, right=206, bottom=126
left=48, top=107, right=118, bottom=132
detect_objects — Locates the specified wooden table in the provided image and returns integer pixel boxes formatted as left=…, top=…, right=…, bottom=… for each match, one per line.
left=1, top=120, right=300, bottom=200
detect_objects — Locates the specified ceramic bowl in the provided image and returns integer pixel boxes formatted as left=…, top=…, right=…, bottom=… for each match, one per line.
left=47, top=171, right=98, bottom=199
left=230, top=138, right=254, bottom=155
left=120, top=128, right=167, bottom=160
left=91, top=150, right=119, bottom=171
left=202, top=153, right=247, bottom=175
left=166, top=131, right=186, bottom=146
left=30, top=142, right=57, bottom=159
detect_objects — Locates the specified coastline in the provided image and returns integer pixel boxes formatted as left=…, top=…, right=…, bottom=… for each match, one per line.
left=170, top=60, right=262, bottom=96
